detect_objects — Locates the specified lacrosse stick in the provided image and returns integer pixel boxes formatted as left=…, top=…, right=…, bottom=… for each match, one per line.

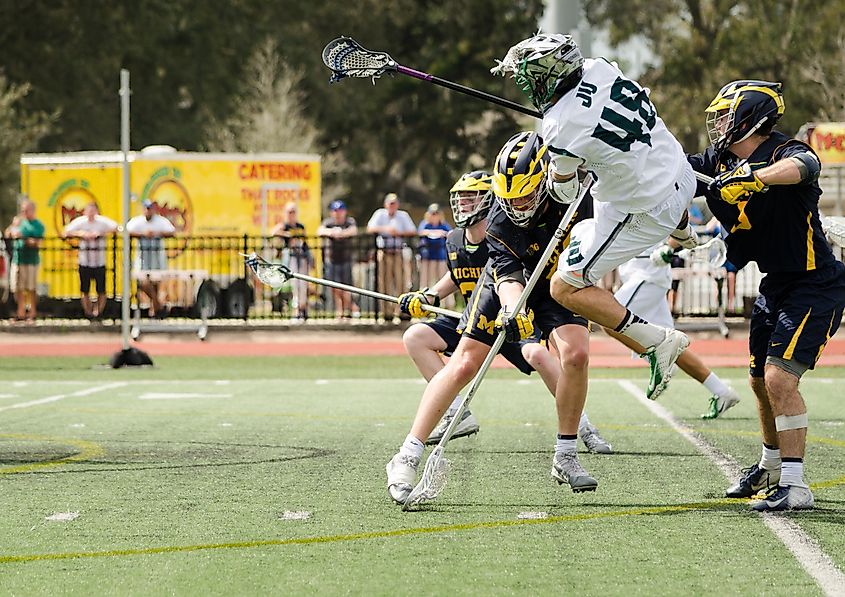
left=402, top=174, right=596, bottom=511
left=243, top=253, right=461, bottom=319
left=676, top=236, right=727, bottom=268
left=322, top=36, right=542, bottom=118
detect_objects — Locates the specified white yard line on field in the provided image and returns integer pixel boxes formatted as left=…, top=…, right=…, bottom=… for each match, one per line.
left=617, top=380, right=845, bottom=597
left=0, top=382, right=127, bottom=413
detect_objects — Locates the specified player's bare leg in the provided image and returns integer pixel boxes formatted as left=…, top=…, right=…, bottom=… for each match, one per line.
left=547, top=324, right=597, bottom=491
left=402, top=324, right=448, bottom=381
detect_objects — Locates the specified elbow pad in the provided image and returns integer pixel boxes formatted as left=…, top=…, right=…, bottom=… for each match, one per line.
left=493, top=269, right=526, bottom=292
left=790, top=151, right=821, bottom=184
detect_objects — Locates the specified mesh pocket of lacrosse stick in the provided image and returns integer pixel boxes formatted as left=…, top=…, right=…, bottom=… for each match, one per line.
left=243, top=253, right=291, bottom=289
left=321, top=37, right=396, bottom=82
left=677, top=237, right=727, bottom=268
left=402, top=448, right=450, bottom=511
left=822, top=216, right=845, bottom=248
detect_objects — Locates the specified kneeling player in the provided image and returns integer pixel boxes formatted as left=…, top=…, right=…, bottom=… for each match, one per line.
left=387, top=133, right=600, bottom=503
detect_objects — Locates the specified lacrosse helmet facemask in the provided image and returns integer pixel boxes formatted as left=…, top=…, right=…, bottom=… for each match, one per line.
left=491, top=33, right=584, bottom=113
left=705, top=80, right=784, bottom=158
left=449, top=170, right=493, bottom=228
left=492, top=132, right=550, bottom=228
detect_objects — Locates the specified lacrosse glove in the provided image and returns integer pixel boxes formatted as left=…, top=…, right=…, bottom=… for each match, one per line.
left=650, top=244, right=675, bottom=266
left=710, top=163, right=766, bottom=204
left=495, top=307, right=535, bottom=343
left=398, top=288, right=439, bottom=318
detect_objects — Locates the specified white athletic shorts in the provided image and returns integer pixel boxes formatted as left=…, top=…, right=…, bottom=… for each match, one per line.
left=558, top=162, right=695, bottom=288
left=614, top=278, right=674, bottom=329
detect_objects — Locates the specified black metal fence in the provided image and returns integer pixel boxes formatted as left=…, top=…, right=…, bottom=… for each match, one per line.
left=0, top=233, right=764, bottom=321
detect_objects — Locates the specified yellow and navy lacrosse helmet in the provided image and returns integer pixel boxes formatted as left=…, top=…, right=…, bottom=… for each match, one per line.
left=705, top=80, right=784, bottom=157
left=449, top=170, right=493, bottom=228
left=492, top=132, right=549, bottom=228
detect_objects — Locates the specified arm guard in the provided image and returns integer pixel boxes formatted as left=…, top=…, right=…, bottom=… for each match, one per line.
left=790, top=151, right=821, bottom=184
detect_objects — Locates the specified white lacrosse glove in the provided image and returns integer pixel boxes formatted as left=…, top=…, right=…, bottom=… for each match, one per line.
left=650, top=244, right=675, bottom=266
left=546, top=154, right=582, bottom=205
left=670, top=223, right=700, bottom=250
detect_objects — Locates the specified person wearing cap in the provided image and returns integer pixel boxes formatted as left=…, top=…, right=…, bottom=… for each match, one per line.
left=126, top=199, right=176, bottom=318
left=416, top=202, right=452, bottom=307
left=317, top=199, right=359, bottom=318
left=366, top=193, right=416, bottom=321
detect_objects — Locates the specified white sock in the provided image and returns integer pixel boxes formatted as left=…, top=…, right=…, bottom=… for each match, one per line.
left=759, top=444, right=781, bottom=471
left=702, top=372, right=731, bottom=397
left=614, top=309, right=666, bottom=349
left=447, top=395, right=462, bottom=413
left=780, top=459, right=805, bottom=487
left=555, top=435, right=577, bottom=455
left=578, top=412, right=590, bottom=433
left=400, top=434, right=424, bottom=459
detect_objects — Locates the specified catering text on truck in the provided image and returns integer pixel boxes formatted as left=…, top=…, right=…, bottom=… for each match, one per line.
left=20, top=148, right=321, bottom=316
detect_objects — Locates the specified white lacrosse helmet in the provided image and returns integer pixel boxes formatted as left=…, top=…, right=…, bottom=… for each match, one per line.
left=492, top=33, right=584, bottom=112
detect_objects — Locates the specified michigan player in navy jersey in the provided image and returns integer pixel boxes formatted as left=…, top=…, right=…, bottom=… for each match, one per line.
left=387, top=165, right=610, bottom=503
left=689, top=80, right=845, bottom=511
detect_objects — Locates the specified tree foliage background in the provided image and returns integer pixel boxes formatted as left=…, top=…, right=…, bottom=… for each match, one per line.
left=0, top=0, right=842, bottom=223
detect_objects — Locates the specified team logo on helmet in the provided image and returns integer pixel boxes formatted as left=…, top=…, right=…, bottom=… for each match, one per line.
left=705, top=80, right=784, bottom=156
left=449, top=170, right=493, bottom=228
left=492, top=33, right=584, bottom=112
left=492, top=132, right=549, bottom=228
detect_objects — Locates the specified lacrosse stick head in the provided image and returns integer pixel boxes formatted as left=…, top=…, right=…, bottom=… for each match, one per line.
left=402, top=447, right=450, bottom=511
left=677, top=237, right=728, bottom=268
left=322, top=36, right=397, bottom=83
left=242, top=252, right=293, bottom=289
left=822, top=216, right=845, bottom=248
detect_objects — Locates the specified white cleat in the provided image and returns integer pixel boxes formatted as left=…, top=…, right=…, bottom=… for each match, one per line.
left=386, top=453, right=419, bottom=505
left=579, top=423, right=613, bottom=454
left=425, top=410, right=480, bottom=445
left=701, top=388, right=741, bottom=419
left=645, top=329, right=690, bottom=400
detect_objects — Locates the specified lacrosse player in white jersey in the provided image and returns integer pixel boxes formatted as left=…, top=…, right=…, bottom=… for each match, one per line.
left=615, top=242, right=742, bottom=418
left=493, top=33, right=699, bottom=400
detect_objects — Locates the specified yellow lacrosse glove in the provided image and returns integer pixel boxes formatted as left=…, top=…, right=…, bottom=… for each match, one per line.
left=495, top=307, right=535, bottom=342
left=398, top=288, right=439, bottom=318
left=710, top=163, right=766, bottom=204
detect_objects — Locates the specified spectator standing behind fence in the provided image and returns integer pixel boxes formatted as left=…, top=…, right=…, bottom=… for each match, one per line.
left=62, top=203, right=118, bottom=320
left=317, top=199, right=360, bottom=319
left=367, top=193, right=416, bottom=322
left=417, top=203, right=452, bottom=306
left=126, top=199, right=176, bottom=318
left=5, top=199, right=44, bottom=322
left=272, top=202, right=312, bottom=321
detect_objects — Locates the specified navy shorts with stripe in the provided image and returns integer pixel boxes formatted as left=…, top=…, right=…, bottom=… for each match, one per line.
left=749, top=261, right=845, bottom=377
left=422, top=315, right=462, bottom=356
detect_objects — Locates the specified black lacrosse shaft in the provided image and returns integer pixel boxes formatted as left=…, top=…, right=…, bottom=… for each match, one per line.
left=395, top=65, right=542, bottom=119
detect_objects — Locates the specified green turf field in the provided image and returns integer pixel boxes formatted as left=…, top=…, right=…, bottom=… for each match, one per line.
left=1, top=356, right=843, bottom=595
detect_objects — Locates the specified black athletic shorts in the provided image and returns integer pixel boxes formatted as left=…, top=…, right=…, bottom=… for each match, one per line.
left=79, top=266, right=106, bottom=294
left=457, top=268, right=585, bottom=374
left=749, top=261, right=845, bottom=377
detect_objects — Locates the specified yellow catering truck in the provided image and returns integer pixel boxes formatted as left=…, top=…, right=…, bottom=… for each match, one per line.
left=20, top=147, right=321, bottom=316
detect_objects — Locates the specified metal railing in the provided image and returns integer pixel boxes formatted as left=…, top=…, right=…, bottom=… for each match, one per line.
left=0, top=233, right=767, bottom=321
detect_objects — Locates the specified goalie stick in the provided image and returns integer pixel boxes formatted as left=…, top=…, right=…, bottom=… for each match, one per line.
left=322, top=36, right=542, bottom=118
left=402, top=173, right=596, bottom=511
left=243, top=253, right=462, bottom=319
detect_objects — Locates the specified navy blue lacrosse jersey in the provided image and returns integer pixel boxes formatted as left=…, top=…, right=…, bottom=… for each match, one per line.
left=485, top=198, right=593, bottom=300
left=445, top=228, right=488, bottom=303
left=688, top=131, right=834, bottom=273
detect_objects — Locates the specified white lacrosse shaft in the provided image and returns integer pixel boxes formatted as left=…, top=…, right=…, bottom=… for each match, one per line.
left=248, top=255, right=462, bottom=319
left=403, top=173, right=596, bottom=510
left=694, top=171, right=715, bottom=185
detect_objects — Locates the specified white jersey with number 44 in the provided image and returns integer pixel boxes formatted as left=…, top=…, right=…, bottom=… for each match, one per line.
left=543, top=58, right=686, bottom=214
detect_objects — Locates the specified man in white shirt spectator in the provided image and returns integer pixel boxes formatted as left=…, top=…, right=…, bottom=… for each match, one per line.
left=126, top=199, right=176, bottom=318
left=63, top=202, right=118, bottom=319
left=367, top=193, right=417, bottom=321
